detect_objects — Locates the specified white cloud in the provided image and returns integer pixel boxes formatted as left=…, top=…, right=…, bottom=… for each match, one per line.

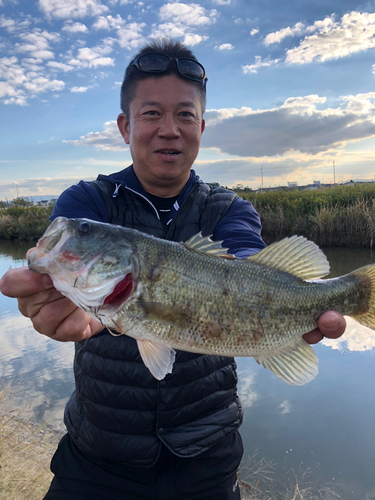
left=92, top=14, right=125, bottom=30
left=67, top=44, right=115, bottom=68
left=117, top=22, right=146, bottom=48
left=64, top=120, right=125, bottom=150
left=38, top=0, right=108, bottom=19
left=322, top=317, right=375, bottom=352
left=264, top=22, right=305, bottom=46
left=286, top=11, right=375, bottom=64
left=0, top=54, right=65, bottom=104
left=183, top=33, right=207, bottom=46
left=151, top=22, right=187, bottom=40
left=200, top=92, right=375, bottom=157
left=0, top=15, right=31, bottom=33
left=217, top=43, right=234, bottom=50
left=15, top=29, right=61, bottom=60
left=23, top=76, right=65, bottom=93
left=250, top=29, right=259, bottom=36
left=62, top=21, right=89, bottom=33
left=70, top=85, right=92, bottom=92
left=159, top=3, right=218, bottom=26
left=242, top=55, right=279, bottom=74
left=152, top=3, right=214, bottom=47
left=47, top=61, right=75, bottom=72
left=212, top=0, right=231, bottom=4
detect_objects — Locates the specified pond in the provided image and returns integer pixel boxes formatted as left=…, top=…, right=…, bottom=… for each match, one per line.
left=1, top=241, right=375, bottom=499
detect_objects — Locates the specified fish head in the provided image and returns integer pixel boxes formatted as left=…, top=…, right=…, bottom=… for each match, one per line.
left=28, top=217, right=139, bottom=314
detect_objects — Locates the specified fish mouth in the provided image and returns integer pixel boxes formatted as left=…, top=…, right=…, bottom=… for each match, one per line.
left=29, top=217, right=71, bottom=274
left=103, top=272, right=134, bottom=307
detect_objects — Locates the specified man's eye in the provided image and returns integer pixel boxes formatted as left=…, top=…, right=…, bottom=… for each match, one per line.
left=144, top=110, right=159, bottom=116
left=180, top=112, right=194, bottom=117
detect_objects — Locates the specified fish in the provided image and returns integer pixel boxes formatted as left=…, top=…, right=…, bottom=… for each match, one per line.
left=28, top=217, right=375, bottom=385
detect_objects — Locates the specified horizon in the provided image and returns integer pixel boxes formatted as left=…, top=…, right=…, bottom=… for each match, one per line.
left=1, top=0, right=375, bottom=200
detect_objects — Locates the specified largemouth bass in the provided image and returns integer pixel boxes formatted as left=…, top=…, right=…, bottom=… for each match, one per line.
left=28, top=217, right=375, bottom=385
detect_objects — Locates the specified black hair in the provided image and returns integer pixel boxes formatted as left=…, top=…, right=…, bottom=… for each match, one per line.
left=120, top=38, right=206, bottom=118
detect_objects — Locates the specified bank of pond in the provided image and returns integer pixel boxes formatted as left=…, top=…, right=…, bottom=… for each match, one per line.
left=1, top=183, right=375, bottom=246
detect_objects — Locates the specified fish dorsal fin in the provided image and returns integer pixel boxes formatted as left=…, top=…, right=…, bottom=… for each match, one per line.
left=184, top=233, right=235, bottom=259
left=247, top=235, right=329, bottom=280
left=254, top=337, right=319, bottom=386
left=137, top=339, right=176, bottom=380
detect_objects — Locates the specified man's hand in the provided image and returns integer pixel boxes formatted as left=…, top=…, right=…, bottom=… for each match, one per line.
left=0, top=249, right=103, bottom=341
left=303, top=311, right=346, bottom=344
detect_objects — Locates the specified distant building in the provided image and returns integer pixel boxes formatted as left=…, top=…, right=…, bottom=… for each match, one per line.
left=313, top=180, right=321, bottom=185
left=287, top=182, right=298, bottom=187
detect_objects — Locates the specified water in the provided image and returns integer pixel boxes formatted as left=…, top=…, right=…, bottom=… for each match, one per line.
left=1, top=242, right=375, bottom=499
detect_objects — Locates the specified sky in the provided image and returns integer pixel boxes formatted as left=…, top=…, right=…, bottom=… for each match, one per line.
left=1, top=0, right=375, bottom=200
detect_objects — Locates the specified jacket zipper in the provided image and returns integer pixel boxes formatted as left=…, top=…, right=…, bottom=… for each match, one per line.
left=122, top=185, right=161, bottom=221
left=165, top=183, right=201, bottom=239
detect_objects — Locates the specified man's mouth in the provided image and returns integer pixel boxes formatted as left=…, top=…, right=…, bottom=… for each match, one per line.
left=156, top=149, right=181, bottom=155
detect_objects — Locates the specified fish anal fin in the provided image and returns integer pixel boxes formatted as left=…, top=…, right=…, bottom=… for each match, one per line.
left=254, top=337, right=319, bottom=386
left=137, top=339, right=176, bottom=380
left=247, top=235, right=330, bottom=280
left=184, top=233, right=235, bottom=259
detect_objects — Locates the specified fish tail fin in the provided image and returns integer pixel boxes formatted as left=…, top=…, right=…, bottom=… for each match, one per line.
left=349, top=264, right=375, bottom=329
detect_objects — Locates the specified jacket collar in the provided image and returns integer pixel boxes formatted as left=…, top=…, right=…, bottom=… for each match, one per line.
left=96, top=165, right=202, bottom=225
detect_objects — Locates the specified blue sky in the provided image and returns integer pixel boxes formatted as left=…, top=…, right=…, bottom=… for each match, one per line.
left=1, top=0, right=375, bottom=200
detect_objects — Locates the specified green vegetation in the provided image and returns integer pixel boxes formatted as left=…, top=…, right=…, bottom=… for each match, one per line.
left=2, top=184, right=375, bottom=247
left=239, top=183, right=375, bottom=246
left=0, top=198, right=53, bottom=241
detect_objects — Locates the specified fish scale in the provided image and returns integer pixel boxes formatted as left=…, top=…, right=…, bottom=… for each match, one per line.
left=28, top=217, right=375, bottom=385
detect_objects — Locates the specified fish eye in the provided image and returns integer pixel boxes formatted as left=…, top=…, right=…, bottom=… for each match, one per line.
left=78, top=221, right=91, bottom=234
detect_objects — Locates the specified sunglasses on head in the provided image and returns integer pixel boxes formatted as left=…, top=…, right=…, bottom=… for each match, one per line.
left=130, top=52, right=207, bottom=88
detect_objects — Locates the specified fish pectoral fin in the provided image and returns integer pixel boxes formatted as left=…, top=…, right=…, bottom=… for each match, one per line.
left=254, top=337, right=319, bottom=386
left=136, top=339, right=176, bottom=380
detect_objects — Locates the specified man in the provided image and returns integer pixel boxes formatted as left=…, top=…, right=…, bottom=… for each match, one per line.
left=0, top=40, right=346, bottom=500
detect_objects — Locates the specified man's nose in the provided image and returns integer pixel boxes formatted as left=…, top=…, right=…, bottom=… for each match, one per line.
left=158, top=114, right=180, bottom=138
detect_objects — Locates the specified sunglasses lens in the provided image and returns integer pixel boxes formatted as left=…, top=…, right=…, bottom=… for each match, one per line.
left=178, top=59, right=205, bottom=80
left=137, top=53, right=170, bottom=72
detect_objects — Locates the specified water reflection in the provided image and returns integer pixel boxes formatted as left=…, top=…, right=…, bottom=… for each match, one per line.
left=236, top=246, right=375, bottom=500
left=0, top=243, right=74, bottom=429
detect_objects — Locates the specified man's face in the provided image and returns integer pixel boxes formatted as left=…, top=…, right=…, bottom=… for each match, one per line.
left=117, top=74, right=205, bottom=197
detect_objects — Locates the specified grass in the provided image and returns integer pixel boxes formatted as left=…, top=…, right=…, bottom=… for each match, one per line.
left=0, top=385, right=56, bottom=500
left=238, top=183, right=375, bottom=246
left=238, top=452, right=342, bottom=500
left=0, top=199, right=53, bottom=241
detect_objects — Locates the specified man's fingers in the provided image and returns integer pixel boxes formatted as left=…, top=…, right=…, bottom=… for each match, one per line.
left=30, top=296, right=78, bottom=336
left=303, top=311, right=346, bottom=344
left=26, top=246, right=36, bottom=260
left=0, top=267, right=52, bottom=298
left=302, top=329, right=324, bottom=345
left=318, top=311, right=346, bottom=339
left=18, top=287, right=64, bottom=318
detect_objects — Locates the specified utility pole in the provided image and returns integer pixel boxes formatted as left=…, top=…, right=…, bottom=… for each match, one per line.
left=15, top=183, right=19, bottom=198
left=261, top=165, right=263, bottom=192
left=333, top=160, right=335, bottom=185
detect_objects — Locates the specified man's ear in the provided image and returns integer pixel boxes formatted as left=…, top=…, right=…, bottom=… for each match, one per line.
left=201, top=118, right=205, bottom=134
left=117, top=113, right=130, bottom=144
